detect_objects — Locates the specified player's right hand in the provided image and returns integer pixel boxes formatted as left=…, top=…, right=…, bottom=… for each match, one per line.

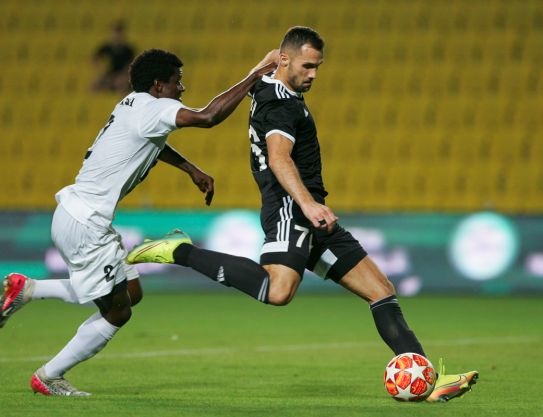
left=301, top=201, right=338, bottom=233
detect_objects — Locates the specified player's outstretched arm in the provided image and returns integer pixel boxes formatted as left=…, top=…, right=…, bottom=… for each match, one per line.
left=175, top=51, right=278, bottom=129
left=267, top=133, right=338, bottom=232
left=158, top=143, right=214, bottom=206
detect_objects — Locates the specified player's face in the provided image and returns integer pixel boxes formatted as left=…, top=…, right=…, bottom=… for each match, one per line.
left=158, top=69, right=185, bottom=101
left=284, top=44, right=323, bottom=93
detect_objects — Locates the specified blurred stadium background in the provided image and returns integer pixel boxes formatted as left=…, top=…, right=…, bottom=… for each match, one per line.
left=0, top=0, right=542, bottom=295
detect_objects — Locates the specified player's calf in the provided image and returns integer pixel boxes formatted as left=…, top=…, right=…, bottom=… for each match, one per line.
left=338, top=258, right=425, bottom=356
left=371, top=295, right=425, bottom=356
left=173, top=244, right=271, bottom=304
left=127, top=230, right=271, bottom=304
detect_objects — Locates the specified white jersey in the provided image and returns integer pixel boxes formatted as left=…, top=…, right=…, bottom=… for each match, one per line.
left=56, top=92, right=185, bottom=228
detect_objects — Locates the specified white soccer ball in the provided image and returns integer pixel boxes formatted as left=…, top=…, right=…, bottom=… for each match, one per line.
left=384, top=352, right=436, bottom=401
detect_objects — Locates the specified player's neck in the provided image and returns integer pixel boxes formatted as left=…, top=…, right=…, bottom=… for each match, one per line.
left=272, top=70, right=297, bottom=95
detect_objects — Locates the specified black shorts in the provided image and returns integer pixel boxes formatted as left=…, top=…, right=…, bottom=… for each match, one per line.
left=259, top=194, right=367, bottom=282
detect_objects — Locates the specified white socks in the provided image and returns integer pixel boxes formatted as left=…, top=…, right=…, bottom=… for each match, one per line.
left=31, top=279, right=95, bottom=306
left=43, top=312, right=119, bottom=378
left=32, top=279, right=79, bottom=303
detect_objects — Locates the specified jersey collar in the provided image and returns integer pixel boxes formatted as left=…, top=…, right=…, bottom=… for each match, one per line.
left=262, top=73, right=302, bottom=97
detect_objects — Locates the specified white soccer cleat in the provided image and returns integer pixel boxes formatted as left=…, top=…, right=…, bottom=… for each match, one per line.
left=31, top=367, right=91, bottom=397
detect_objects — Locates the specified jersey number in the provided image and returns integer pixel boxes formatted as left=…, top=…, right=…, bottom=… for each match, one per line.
left=100, top=114, right=115, bottom=138
left=85, top=114, right=115, bottom=160
left=249, top=125, right=267, bottom=171
left=103, top=265, right=115, bottom=282
left=294, top=225, right=313, bottom=250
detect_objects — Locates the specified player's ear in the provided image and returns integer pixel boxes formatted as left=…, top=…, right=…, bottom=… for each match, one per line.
left=279, top=52, right=289, bottom=67
left=154, top=79, right=162, bottom=93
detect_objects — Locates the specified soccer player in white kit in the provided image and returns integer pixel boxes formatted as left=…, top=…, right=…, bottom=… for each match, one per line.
left=0, top=48, right=277, bottom=396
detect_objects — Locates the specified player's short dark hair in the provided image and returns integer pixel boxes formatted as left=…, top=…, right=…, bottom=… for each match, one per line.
left=129, top=49, right=183, bottom=92
left=280, top=26, right=324, bottom=53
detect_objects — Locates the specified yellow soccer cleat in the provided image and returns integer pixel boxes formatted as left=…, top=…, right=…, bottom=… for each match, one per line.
left=126, top=229, right=192, bottom=265
left=426, top=358, right=479, bottom=402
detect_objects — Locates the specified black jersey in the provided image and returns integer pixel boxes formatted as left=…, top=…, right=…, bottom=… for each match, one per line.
left=248, top=74, right=327, bottom=203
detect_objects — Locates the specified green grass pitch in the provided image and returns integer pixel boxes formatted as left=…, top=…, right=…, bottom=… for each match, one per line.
left=1, top=293, right=542, bottom=417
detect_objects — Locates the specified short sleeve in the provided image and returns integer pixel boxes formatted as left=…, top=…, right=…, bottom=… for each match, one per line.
left=139, top=98, right=185, bottom=138
left=262, top=99, right=301, bottom=143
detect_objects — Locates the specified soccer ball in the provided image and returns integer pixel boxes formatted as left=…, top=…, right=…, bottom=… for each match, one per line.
left=384, top=352, right=436, bottom=401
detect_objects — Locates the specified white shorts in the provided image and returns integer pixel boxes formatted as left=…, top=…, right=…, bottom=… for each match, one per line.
left=51, top=204, right=139, bottom=304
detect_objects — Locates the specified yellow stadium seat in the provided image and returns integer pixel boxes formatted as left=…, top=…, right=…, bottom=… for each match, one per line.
left=0, top=0, right=542, bottom=212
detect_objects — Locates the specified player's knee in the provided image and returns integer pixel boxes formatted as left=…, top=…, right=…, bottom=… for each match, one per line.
left=268, top=293, right=291, bottom=306
left=103, top=298, right=132, bottom=327
left=383, top=278, right=396, bottom=295
left=111, top=305, right=132, bottom=327
left=369, top=279, right=396, bottom=304
left=382, top=278, right=396, bottom=297
left=265, top=267, right=300, bottom=306
left=267, top=286, right=294, bottom=306
left=120, top=305, right=132, bottom=325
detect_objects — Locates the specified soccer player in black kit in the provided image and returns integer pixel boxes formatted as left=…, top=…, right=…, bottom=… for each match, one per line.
left=127, top=27, right=478, bottom=402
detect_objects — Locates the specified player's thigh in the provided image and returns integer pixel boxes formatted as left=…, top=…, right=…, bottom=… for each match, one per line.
left=307, top=224, right=365, bottom=282
left=338, top=256, right=395, bottom=304
left=51, top=205, right=129, bottom=305
left=263, top=264, right=302, bottom=305
left=259, top=196, right=310, bottom=305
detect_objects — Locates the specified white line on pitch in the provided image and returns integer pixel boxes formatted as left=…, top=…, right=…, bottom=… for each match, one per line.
left=0, top=335, right=538, bottom=363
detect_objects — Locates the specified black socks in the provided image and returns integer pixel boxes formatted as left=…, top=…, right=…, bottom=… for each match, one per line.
left=173, top=244, right=269, bottom=303
left=370, top=295, right=426, bottom=356
left=172, top=245, right=424, bottom=354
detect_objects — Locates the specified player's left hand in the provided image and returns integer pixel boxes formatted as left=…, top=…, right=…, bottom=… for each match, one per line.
left=190, top=170, right=214, bottom=206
